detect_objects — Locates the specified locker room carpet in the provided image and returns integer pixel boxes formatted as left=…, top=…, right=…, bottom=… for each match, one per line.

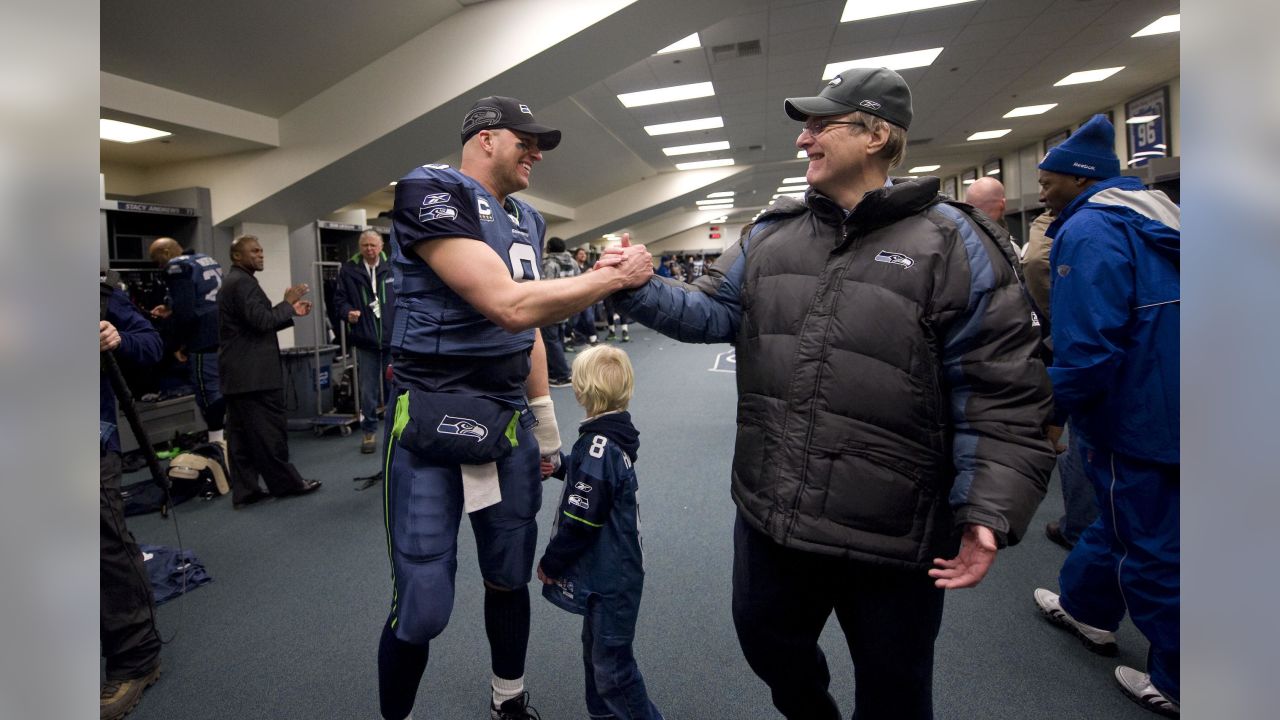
left=123, top=325, right=1155, bottom=720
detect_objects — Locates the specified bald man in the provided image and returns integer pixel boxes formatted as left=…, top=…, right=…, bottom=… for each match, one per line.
left=965, top=176, right=1008, bottom=230
left=217, top=235, right=321, bottom=508
left=148, top=237, right=227, bottom=448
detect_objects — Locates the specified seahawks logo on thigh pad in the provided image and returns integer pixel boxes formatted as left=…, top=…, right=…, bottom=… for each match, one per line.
left=437, top=415, right=488, bottom=441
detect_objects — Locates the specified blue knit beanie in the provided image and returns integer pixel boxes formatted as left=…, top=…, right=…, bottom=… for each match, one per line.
left=1038, top=114, right=1120, bottom=179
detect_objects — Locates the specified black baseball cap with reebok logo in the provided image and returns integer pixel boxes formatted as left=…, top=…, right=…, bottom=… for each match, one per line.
left=460, top=96, right=562, bottom=151
left=784, top=67, right=913, bottom=130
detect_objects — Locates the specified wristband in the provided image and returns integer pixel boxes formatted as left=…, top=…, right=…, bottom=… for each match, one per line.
left=528, top=395, right=561, bottom=456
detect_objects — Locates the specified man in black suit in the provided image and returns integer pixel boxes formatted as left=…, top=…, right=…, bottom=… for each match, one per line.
left=218, top=234, right=322, bottom=508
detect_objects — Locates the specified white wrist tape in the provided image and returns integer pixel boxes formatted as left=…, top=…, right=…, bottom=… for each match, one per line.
left=528, top=395, right=561, bottom=456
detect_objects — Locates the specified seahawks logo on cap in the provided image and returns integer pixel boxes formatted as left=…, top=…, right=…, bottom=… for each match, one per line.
left=828, top=76, right=843, bottom=87
left=859, top=99, right=882, bottom=110
left=462, top=106, right=502, bottom=135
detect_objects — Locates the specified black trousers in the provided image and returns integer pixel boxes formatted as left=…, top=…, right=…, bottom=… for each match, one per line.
left=225, top=389, right=307, bottom=501
left=731, top=514, right=946, bottom=720
left=101, top=452, right=161, bottom=680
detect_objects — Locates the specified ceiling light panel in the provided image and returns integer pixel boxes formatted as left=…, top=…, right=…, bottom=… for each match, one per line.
left=1132, top=14, right=1179, bottom=37
left=706, top=191, right=735, bottom=198
left=676, top=158, right=735, bottom=170
left=643, top=116, right=724, bottom=136
left=1004, top=103, right=1058, bottom=118
left=777, top=185, right=808, bottom=193
left=908, top=164, right=940, bottom=173
left=656, top=33, right=701, bottom=54
left=841, top=0, right=977, bottom=23
left=823, top=48, right=943, bottom=78
left=967, top=129, right=1011, bottom=140
left=100, top=118, right=171, bottom=143
left=696, top=198, right=732, bottom=205
left=1054, top=67, right=1124, bottom=86
left=1126, top=115, right=1160, bottom=124
left=781, top=176, right=807, bottom=184
left=618, top=82, right=715, bottom=108
left=797, top=150, right=808, bottom=158
left=663, top=140, right=731, bottom=156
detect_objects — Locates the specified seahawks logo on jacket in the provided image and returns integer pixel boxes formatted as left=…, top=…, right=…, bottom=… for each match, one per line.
left=874, top=250, right=915, bottom=268
left=437, top=415, right=487, bottom=441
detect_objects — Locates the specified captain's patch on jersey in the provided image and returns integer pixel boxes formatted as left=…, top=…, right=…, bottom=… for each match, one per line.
left=478, top=197, right=494, bottom=222
left=419, top=205, right=459, bottom=223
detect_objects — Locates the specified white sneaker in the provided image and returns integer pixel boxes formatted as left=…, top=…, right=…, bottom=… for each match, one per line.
left=1114, top=665, right=1178, bottom=716
left=1033, top=588, right=1118, bottom=656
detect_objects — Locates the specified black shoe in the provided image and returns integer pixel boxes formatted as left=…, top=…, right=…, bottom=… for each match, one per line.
left=549, top=377, right=572, bottom=388
left=276, top=479, right=322, bottom=498
left=232, top=491, right=269, bottom=510
left=1045, top=521, right=1075, bottom=550
left=621, top=329, right=631, bottom=342
left=606, top=331, right=617, bottom=341
left=491, top=691, right=541, bottom=720
left=101, top=664, right=160, bottom=720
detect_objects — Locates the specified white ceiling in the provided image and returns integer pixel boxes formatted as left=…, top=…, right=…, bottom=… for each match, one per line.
left=100, top=0, right=1180, bottom=238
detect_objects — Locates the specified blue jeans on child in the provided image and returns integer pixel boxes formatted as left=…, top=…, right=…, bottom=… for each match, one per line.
left=581, top=597, right=664, bottom=720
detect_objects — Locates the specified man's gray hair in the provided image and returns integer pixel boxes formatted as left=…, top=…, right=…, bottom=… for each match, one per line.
left=851, top=110, right=908, bottom=169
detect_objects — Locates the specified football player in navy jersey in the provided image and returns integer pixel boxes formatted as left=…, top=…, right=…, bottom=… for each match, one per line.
left=377, top=96, right=652, bottom=720
left=148, top=237, right=227, bottom=450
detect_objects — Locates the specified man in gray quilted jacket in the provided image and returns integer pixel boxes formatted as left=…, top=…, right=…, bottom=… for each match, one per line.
left=609, top=67, right=1055, bottom=720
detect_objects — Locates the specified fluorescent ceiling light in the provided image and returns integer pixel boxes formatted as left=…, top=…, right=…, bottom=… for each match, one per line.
left=781, top=176, right=807, bottom=184
left=700, top=205, right=734, bottom=211
left=797, top=150, right=808, bottom=158
left=100, top=118, right=171, bottom=143
left=1054, top=67, right=1124, bottom=86
left=962, top=179, right=976, bottom=185
left=676, top=158, right=735, bottom=170
left=824, top=48, right=943, bottom=78
left=1004, top=103, right=1058, bottom=118
left=644, top=116, right=724, bottom=136
left=967, top=129, right=1012, bottom=141
left=1132, top=14, right=1179, bottom=37
left=908, top=164, right=940, bottom=173
left=618, top=82, right=715, bottom=108
left=841, top=0, right=977, bottom=23
left=657, top=33, right=701, bottom=54
left=663, top=140, right=731, bottom=156
left=1126, top=115, right=1160, bottom=124
left=389, top=181, right=397, bottom=186
left=773, top=193, right=804, bottom=199
left=777, top=185, right=808, bottom=193
left=712, top=216, right=729, bottom=223
left=696, top=198, right=732, bottom=205
left=706, top=191, right=735, bottom=198
left=986, top=168, right=1001, bottom=175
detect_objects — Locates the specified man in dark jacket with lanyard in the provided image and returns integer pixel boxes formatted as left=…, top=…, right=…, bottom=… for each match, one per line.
left=609, top=67, right=1055, bottom=719
left=333, top=229, right=396, bottom=453
left=1030, top=115, right=1180, bottom=717
left=99, top=285, right=164, bottom=720
left=217, top=235, right=322, bottom=507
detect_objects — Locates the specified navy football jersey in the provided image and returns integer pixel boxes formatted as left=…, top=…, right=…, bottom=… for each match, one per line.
left=388, top=164, right=546, bottom=362
left=165, top=252, right=222, bottom=352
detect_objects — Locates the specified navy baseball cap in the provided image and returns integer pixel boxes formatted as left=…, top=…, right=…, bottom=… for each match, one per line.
left=784, top=67, right=913, bottom=130
left=461, top=96, right=562, bottom=151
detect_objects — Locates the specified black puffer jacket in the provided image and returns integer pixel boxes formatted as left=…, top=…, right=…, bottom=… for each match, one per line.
left=622, top=177, right=1054, bottom=569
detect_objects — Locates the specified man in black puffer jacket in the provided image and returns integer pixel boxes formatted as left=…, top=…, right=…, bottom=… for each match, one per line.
left=611, top=67, right=1055, bottom=720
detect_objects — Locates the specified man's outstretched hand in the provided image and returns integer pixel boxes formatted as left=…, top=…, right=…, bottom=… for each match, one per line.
left=928, top=524, right=998, bottom=589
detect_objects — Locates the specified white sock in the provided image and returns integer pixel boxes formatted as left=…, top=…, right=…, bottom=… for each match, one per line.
left=492, top=675, right=524, bottom=706
left=207, top=429, right=224, bottom=443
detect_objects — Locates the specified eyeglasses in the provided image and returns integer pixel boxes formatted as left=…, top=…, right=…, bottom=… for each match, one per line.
left=800, top=118, right=863, bottom=136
